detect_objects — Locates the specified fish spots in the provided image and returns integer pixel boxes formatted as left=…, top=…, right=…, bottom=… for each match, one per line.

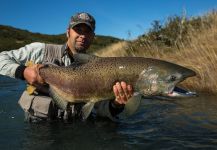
left=119, top=65, right=126, bottom=69
left=147, top=74, right=158, bottom=81
left=41, top=55, right=196, bottom=105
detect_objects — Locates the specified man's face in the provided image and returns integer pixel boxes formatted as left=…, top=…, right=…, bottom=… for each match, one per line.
left=67, top=24, right=95, bottom=54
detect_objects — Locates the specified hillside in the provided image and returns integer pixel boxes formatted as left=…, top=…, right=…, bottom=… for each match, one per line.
left=0, top=25, right=121, bottom=53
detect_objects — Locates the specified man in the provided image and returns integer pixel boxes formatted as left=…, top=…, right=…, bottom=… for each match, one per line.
left=0, top=12, right=133, bottom=122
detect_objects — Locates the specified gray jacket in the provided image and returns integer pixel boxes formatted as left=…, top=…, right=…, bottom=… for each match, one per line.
left=0, top=42, right=123, bottom=122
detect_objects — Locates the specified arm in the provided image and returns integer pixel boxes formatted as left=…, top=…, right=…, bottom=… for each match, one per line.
left=0, top=42, right=45, bottom=84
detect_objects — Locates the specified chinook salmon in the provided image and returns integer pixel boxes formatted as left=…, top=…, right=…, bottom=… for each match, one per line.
left=39, top=54, right=196, bottom=119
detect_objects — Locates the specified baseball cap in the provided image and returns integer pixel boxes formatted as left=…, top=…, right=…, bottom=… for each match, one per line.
left=69, top=12, right=96, bottom=31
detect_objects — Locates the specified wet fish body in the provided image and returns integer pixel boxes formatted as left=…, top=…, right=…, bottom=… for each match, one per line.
left=39, top=54, right=196, bottom=119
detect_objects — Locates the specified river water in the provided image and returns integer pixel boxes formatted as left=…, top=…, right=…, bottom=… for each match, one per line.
left=0, top=76, right=217, bottom=150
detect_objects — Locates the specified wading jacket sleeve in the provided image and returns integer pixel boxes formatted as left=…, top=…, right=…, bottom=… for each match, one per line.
left=0, top=42, right=45, bottom=78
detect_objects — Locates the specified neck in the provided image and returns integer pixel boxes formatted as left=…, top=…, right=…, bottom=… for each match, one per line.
left=67, top=41, right=78, bottom=56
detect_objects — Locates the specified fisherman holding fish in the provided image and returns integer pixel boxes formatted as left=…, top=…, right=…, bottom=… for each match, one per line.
left=0, top=12, right=134, bottom=122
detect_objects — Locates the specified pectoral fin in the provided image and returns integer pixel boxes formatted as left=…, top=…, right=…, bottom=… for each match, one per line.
left=81, top=101, right=95, bottom=120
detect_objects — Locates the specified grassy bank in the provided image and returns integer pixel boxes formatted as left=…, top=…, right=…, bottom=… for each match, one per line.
left=94, top=11, right=217, bottom=94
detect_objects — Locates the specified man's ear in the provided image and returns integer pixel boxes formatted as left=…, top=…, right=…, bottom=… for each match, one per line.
left=66, top=29, right=70, bottom=37
left=91, top=32, right=95, bottom=41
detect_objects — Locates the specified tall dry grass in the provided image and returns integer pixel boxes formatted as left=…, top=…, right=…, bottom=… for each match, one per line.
left=93, top=11, right=217, bottom=94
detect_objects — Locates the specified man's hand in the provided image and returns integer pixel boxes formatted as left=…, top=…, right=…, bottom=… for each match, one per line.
left=23, top=64, right=45, bottom=86
left=112, top=81, right=133, bottom=106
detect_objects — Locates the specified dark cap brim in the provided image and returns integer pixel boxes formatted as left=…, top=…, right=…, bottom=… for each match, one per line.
left=69, top=22, right=94, bottom=31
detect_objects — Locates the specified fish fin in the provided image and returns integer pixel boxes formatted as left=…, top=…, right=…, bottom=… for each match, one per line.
left=49, top=85, right=68, bottom=110
left=25, top=61, right=38, bottom=95
left=81, top=101, right=95, bottom=120
left=73, top=53, right=99, bottom=64
left=25, top=61, right=35, bottom=67
left=120, top=92, right=142, bottom=118
left=26, top=84, right=38, bottom=95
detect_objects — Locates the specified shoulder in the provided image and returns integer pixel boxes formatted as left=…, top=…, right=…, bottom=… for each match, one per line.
left=44, top=43, right=65, bottom=57
left=27, top=42, right=46, bottom=49
left=42, top=43, right=66, bottom=64
left=27, top=42, right=65, bottom=51
left=45, top=43, right=63, bottom=50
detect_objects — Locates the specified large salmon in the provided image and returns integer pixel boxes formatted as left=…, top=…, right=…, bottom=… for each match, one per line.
left=39, top=54, right=196, bottom=119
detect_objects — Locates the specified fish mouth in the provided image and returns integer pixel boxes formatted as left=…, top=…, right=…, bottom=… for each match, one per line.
left=167, top=86, right=197, bottom=98
left=165, top=69, right=197, bottom=98
left=145, top=86, right=197, bottom=100
left=144, top=86, right=197, bottom=100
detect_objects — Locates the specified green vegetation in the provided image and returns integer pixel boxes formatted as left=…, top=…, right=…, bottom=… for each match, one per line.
left=125, top=11, right=216, bottom=56
left=0, top=25, right=121, bottom=52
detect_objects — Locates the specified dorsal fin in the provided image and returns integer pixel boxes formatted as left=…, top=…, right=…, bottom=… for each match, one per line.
left=73, top=53, right=99, bottom=64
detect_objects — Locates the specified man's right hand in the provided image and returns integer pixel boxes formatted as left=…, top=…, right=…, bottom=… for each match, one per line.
left=23, top=64, right=45, bottom=86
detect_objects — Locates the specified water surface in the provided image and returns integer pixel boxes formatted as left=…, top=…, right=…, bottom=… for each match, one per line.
left=0, top=76, right=217, bottom=150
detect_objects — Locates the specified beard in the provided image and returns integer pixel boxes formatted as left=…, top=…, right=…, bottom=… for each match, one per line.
left=75, top=45, right=87, bottom=53
left=74, top=41, right=90, bottom=53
